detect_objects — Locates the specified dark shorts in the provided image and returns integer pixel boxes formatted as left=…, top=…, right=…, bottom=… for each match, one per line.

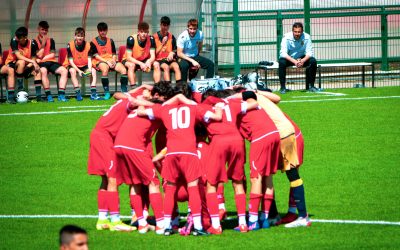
left=38, top=61, right=62, bottom=74
left=122, top=59, right=148, bottom=71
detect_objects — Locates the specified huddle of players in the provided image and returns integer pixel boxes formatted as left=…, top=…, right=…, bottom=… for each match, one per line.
left=88, top=80, right=310, bottom=236
left=1, top=16, right=186, bottom=103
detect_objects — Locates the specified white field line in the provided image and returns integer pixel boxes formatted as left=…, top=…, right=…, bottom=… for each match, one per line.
left=0, top=214, right=399, bottom=226
left=281, top=95, right=400, bottom=103
left=0, top=95, right=399, bottom=116
left=293, top=92, right=347, bottom=98
left=58, top=105, right=110, bottom=109
left=0, top=109, right=107, bottom=116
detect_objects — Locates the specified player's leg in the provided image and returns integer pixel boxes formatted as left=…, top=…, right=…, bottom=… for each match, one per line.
left=170, top=62, right=181, bottom=82
left=115, top=62, right=128, bottom=93
left=178, top=58, right=190, bottom=82
left=160, top=62, right=170, bottom=82
left=278, top=57, right=293, bottom=93
left=205, top=182, right=222, bottom=234
left=194, top=55, right=215, bottom=78
left=259, top=175, right=274, bottom=229
left=36, top=66, right=54, bottom=102
left=187, top=178, right=209, bottom=236
left=232, top=180, right=248, bottom=232
left=148, top=181, right=165, bottom=234
left=97, top=62, right=111, bottom=99
left=125, top=61, right=137, bottom=89
left=96, top=175, right=110, bottom=230
left=89, top=66, right=103, bottom=100
left=54, top=64, right=69, bottom=101
left=15, top=60, right=26, bottom=91
left=248, top=174, right=262, bottom=231
left=163, top=181, right=177, bottom=236
left=284, top=167, right=311, bottom=228
left=217, top=183, right=227, bottom=220
left=2, top=65, right=16, bottom=103
left=153, top=61, right=161, bottom=83
left=305, top=57, right=318, bottom=90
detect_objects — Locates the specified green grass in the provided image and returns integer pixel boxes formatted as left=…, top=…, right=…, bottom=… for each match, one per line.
left=0, top=87, right=399, bottom=249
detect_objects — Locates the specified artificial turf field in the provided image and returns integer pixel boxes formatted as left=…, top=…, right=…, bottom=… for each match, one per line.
left=0, top=86, right=399, bottom=249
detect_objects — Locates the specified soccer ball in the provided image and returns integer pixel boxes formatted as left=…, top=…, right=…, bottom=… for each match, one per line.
left=16, top=91, right=29, bottom=103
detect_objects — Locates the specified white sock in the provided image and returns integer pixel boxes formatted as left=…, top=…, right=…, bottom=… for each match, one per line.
left=218, top=203, right=226, bottom=210
left=164, top=217, right=172, bottom=229
left=138, top=217, right=147, bottom=227
left=238, top=215, right=246, bottom=225
left=143, top=209, right=149, bottom=219
left=110, top=214, right=120, bottom=223
left=98, top=211, right=108, bottom=220
left=193, top=216, right=203, bottom=230
left=249, top=214, right=258, bottom=223
left=156, top=218, right=164, bottom=228
left=211, top=217, right=221, bottom=228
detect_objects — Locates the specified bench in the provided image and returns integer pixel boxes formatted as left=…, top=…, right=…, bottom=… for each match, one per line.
left=256, top=61, right=375, bottom=89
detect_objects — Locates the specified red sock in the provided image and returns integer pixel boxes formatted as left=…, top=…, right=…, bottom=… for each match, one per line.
left=249, top=193, right=262, bottom=217
left=164, top=184, right=177, bottom=220
left=262, top=194, right=274, bottom=214
left=206, top=192, right=219, bottom=218
left=149, top=193, right=164, bottom=222
left=188, top=186, right=201, bottom=217
left=130, top=194, right=144, bottom=219
left=107, top=191, right=120, bottom=215
left=217, top=185, right=225, bottom=205
left=234, top=193, right=247, bottom=217
left=98, top=190, right=108, bottom=213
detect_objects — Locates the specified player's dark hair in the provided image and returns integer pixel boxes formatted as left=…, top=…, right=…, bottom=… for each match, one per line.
left=38, top=20, right=49, bottom=29
left=187, top=18, right=198, bottom=28
left=97, top=22, right=108, bottom=31
left=59, top=225, right=87, bottom=246
left=218, top=89, right=235, bottom=98
left=15, top=26, right=28, bottom=38
left=292, top=22, right=303, bottom=30
left=75, top=27, right=85, bottom=36
left=201, top=88, right=218, bottom=102
left=160, top=16, right=171, bottom=26
left=242, top=91, right=257, bottom=101
left=174, top=81, right=192, bottom=100
left=232, top=86, right=247, bottom=93
left=138, top=22, right=149, bottom=31
left=152, top=81, right=173, bottom=99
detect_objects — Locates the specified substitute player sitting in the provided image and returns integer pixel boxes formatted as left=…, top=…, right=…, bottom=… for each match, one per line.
left=153, top=16, right=181, bottom=83
left=122, top=22, right=158, bottom=88
left=91, top=22, right=128, bottom=97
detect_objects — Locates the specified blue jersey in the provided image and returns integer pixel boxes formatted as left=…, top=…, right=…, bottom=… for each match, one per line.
left=177, top=29, right=203, bottom=58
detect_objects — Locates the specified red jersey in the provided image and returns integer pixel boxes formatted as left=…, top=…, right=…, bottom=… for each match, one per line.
left=239, top=107, right=279, bottom=142
left=147, top=103, right=209, bottom=154
left=93, top=90, right=143, bottom=138
left=114, top=109, right=161, bottom=151
left=203, top=98, right=246, bottom=140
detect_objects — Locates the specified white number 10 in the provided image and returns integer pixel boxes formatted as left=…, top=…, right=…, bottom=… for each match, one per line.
left=169, top=106, right=190, bottom=129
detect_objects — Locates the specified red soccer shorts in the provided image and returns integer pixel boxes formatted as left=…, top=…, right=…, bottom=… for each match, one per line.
left=87, top=130, right=117, bottom=178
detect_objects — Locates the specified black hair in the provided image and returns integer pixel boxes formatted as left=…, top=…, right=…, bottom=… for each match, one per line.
left=59, top=225, right=87, bottom=246
left=292, top=22, right=304, bottom=30
left=97, top=22, right=108, bottom=31
left=152, top=81, right=174, bottom=99
left=160, top=16, right=171, bottom=26
left=38, top=21, right=49, bottom=29
left=138, top=22, right=149, bottom=31
left=15, top=27, right=28, bottom=38
left=174, top=81, right=192, bottom=99
left=75, top=27, right=85, bottom=36
left=201, top=88, right=219, bottom=102
left=242, top=91, right=257, bottom=101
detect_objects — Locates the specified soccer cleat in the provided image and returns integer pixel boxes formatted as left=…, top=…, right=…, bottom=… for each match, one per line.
left=58, top=94, right=68, bottom=102
left=104, top=92, right=111, bottom=100
left=276, top=212, right=298, bottom=225
left=138, top=223, right=155, bottom=234
left=234, top=224, right=248, bottom=233
left=284, top=216, right=311, bottom=228
left=96, top=219, right=110, bottom=230
left=109, top=220, right=136, bottom=232
left=259, top=219, right=270, bottom=229
left=192, top=228, right=210, bottom=236
left=130, top=214, right=138, bottom=226
left=35, top=96, right=44, bottom=102
left=207, top=226, right=222, bottom=235
left=247, top=220, right=260, bottom=231
left=219, top=209, right=227, bottom=221
left=308, top=87, right=321, bottom=93
left=155, top=226, right=165, bottom=235
left=179, top=216, right=193, bottom=236
left=279, top=88, right=290, bottom=94
left=90, top=93, right=104, bottom=100
left=76, top=93, right=83, bottom=101
left=6, top=98, right=17, bottom=104
left=164, top=228, right=174, bottom=236
left=47, top=95, right=54, bottom=102
left=267, top=215, right=281, bottom=227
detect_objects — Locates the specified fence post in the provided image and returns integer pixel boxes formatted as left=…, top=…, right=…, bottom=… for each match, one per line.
left=211, top=0, right=218, bottom=74
left=233, top=0, right=240, bottom=75
left=304, top=0, right=311, bottom=34
left=276, top=11, right=283, bottom=61
left=380, top=7, right=389, bottom=71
